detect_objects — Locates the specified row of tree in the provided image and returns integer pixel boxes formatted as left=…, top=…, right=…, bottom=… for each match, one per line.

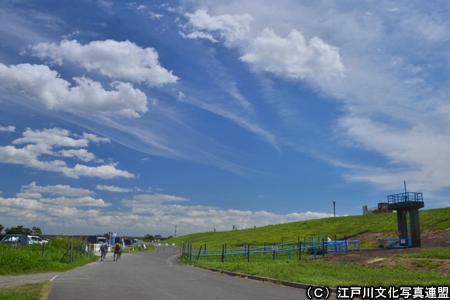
left=0, top=224, right=42, bottom=235
left=0, top=225, right=155, bottom=241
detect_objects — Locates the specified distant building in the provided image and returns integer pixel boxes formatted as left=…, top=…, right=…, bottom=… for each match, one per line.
left=363, top=202, right=392, bottom=215
left=363, top=205, right=377, bottom=215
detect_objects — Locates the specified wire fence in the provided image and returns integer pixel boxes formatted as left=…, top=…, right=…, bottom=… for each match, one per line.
left=181, top=236, right=360, bottom=262
left=60, top=242, right=91, bottom=263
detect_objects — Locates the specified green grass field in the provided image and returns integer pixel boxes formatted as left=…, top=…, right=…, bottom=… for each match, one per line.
left=171, top=207, right=450, bottom=287
left=168, top=207, right=450, bottom=248
left=1, top=207, right=448, bottom=297
left=0, top=237, right=98, bottom=275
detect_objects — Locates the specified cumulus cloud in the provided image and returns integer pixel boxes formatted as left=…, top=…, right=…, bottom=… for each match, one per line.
left=183, top=9, right=252, bottom=45
left=120, top=193, right=334, bottom=233
left=29, top=39, right=178, bottom=86
left=0, top=125, right=15, bottom=133
left=0, top=127, right=134, bottom=179
left=19, top=181, right=94, bottom=197
left=0, top=185, right=335, bottom=235
left=182, top=10, right=344, bottom=81
left=240, top=28, right=345, bottom=80
left=0, top=63, right=148, bottom=118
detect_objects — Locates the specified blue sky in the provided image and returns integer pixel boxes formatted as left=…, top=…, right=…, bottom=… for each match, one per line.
left=1, top=0, right=449, bottom=237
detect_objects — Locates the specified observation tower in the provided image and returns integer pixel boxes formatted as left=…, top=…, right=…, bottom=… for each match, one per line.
left=387, top=182, right=424, bottom=247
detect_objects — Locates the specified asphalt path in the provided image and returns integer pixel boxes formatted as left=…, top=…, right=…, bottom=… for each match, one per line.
left=47, top=245, right=328, bottom=300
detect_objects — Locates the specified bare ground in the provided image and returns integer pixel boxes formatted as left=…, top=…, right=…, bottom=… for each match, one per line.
left=324, top=229, right=450, bottom=275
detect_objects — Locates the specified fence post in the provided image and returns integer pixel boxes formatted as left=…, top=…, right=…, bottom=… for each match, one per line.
left=60, top=245, right=71, bottom=262
left=247, top=244, right=250, bottom=262
left=344, top=235, right=348, bottom=254
left=299, top=241, right=302, bottom=260
left=322, top=238, right=325, bottom=258
left=197, top=246, right=203, bottom=261
left=221, top=244, right=225, bottom=263
left=204, top=243, right=207, bottom=255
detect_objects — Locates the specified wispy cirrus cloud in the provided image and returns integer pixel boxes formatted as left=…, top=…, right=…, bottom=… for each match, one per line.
left=96, top=184, right=132, bottom=193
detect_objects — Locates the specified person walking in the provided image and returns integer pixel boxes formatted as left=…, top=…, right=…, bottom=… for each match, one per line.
left=99, top=241, right=108, bottom=261
left=113, top=241, right=121, bottom=261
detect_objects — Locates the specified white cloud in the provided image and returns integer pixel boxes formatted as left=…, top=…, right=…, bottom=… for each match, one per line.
left=13, top=127, right=89, bottom=148
left=96, top=184, right=132, bottom=193
left=58, top=149, right=96, bottom=162
left=0, top=125, right=15, bottom=133
left=179, top=30, right=218, bottom=43
left=29, top=39, right=178, bottom=86
left=20, top=181, right=94, bottom=197
left=241, top=28, right=345, bottom=80
left=0, top=127, right=134, bottom=179
left=0, top=187, right=335, bottom=236
left=0, top=63, right=148, bottom=118
left=183, top=9, right=252, bottom=45
left=39, top=196, right=111, bottom=207
left=120, top=193, right=335, bottom=233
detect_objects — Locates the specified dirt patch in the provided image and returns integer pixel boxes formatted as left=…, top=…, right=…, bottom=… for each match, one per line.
left=324, top=230, right=450, bottom=275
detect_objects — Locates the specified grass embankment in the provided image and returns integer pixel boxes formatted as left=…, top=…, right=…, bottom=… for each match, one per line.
left=171, top=207, right=450, bottom=287
left=183, top=258, right=449, bottom=287
left=168, top=207, right=450, bottom=248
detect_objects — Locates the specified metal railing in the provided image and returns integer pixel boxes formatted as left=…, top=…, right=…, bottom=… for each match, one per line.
left=379, top=237, right=412, bottom=248
left=387, top=192, right=423, bottom=204
left=182, top=239, right=360, bottom=262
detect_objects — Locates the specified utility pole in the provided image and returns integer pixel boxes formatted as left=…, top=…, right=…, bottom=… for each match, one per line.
left=174, top=225, right=177, bottom=237
left=333, top=201, right=336, bottom=217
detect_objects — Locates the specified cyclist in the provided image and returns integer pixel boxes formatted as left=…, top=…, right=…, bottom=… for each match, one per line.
left=113, top=242, right=121, bottom=261
left=99, top=241, right=108, bottom=261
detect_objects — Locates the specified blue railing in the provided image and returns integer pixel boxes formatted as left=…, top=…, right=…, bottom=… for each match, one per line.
left=387, top=192, right=423, bottom=204
left=182, top=239, right=360, bottom=262
left=379, top=237, right=412, bottom=248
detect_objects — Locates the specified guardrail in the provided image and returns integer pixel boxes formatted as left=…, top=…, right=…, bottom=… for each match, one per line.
left=181, top=239, right=360, bottom=262
left=387, top=192, right=423, bottom=203
left=379, top=237, right=412, bottom=248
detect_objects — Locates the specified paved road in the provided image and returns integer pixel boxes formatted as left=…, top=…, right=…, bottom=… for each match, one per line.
left=48, top=245, right=323, bottom=300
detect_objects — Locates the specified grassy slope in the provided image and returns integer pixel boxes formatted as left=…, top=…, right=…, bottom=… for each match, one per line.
left=168, top=207, right=450, bottom=248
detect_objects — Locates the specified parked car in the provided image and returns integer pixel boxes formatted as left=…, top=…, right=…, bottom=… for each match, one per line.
left=132, top=239, right=147, bottom=249
left=30, top=236, right=49, bottom=244
left=1, top=234, right=33, bottom=245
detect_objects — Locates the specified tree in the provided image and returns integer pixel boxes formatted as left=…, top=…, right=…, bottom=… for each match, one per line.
left=0, top=224, right=4, bottom=234
left=5, top=225, right=32, bottom=235
left=144, top=234, right=154, bottom=242
left=32, top=226, right=42, bottom=235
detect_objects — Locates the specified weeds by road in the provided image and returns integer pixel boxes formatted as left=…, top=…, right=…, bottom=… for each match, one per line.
left=0, top=281, right=51, bottom=300
left=0, top=238, right=98, bottom=275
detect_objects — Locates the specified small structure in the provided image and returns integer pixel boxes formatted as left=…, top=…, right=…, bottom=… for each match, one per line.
left=387, top=182, right=424, bottom=247
left=362, top=202, right=393, bottom=215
